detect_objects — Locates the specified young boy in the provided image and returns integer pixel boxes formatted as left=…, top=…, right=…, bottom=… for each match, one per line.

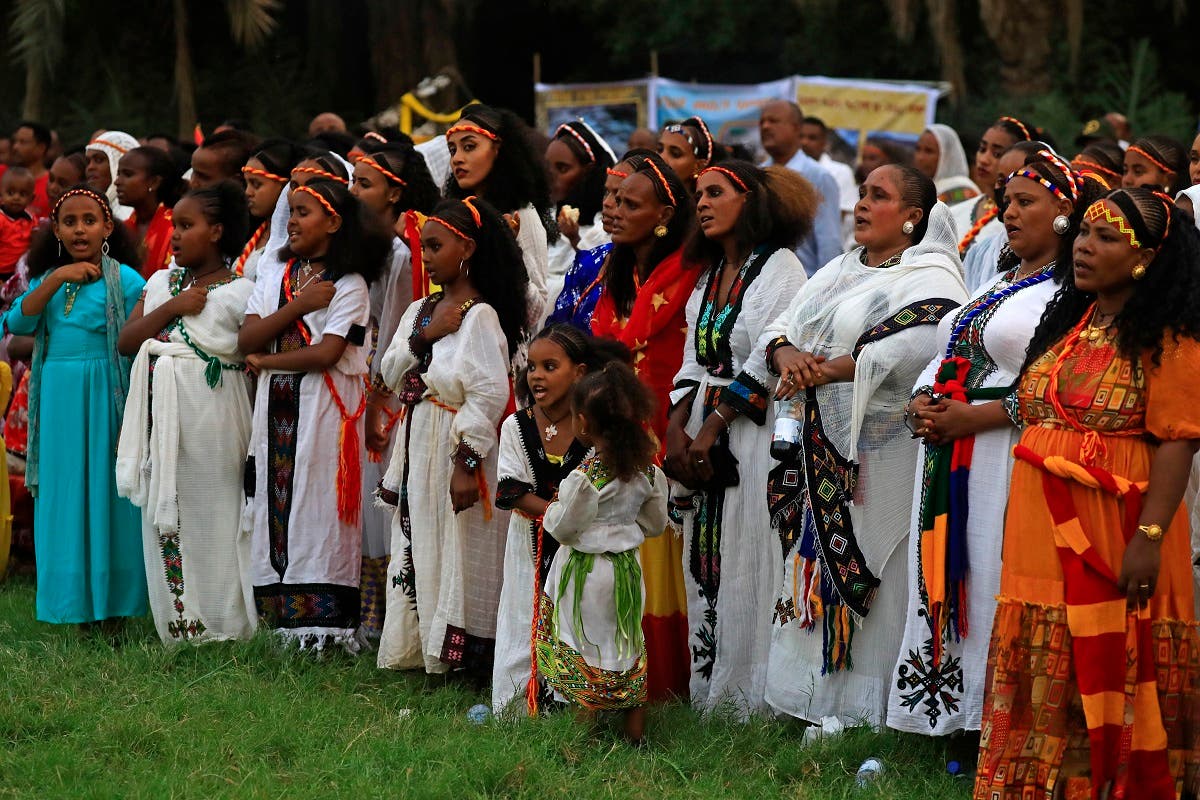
left=0, top=167, right=36, bottom=280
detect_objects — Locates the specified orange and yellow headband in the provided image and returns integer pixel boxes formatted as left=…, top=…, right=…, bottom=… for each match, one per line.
left=242, top=165, right=287, bottom=183
left=1084, top=200, right=1141, bottom=249
left=291, top=166, right=349, bottom=185
left=698, top=166, right=749, bottom=192
left=291, top=184, right=340, bottom=217
left=353, top=155, right=407, bottom=187
left=606, top=167, right=629, bottom=179
left=641, top=160, right=676, bottom=207
left=446, top=122, right=499, bottom=142
left=1127, top=144, right=1174, bottom=175
left=427, top=196, right=482, bottom=242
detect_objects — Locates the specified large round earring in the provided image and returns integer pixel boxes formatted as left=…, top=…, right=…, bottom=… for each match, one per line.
left=101, top=238, right=110, bottom=257
left=901, top=220, right=915, bottom=235
left=1132, top=263, right=1147, bottom=280
left=653, top=225, right=668, bottom=238
left=1052, top=215, right=1071, bottom=235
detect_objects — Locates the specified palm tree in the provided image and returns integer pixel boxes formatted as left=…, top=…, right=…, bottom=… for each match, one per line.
left=10, top=0, right=66, bottom=120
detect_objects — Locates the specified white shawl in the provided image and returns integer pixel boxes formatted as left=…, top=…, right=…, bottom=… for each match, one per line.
left=928, top=124, right=979, bottom=199
left=86, top=130, right=138, bottom=222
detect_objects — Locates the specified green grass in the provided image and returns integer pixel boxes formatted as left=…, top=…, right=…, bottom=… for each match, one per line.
left=0, top=577, right=973, bottom=799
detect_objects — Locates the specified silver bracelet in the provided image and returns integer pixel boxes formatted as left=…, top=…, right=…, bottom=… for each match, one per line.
left=713, top=407, right=731, bottom=427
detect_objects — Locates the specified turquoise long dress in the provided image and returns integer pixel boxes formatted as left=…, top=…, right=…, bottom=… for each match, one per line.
left=5, top=265, right=147, bottom=623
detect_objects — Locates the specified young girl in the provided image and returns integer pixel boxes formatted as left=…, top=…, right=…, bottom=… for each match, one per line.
left=491, top=325, right=629, bottom=713
left=115, top=181, right=257, bottom=645
left=535, top=360, right=668, bottom=744
left=115, top=146, right=183, bottom=278
left=4, top=186, right=146, bottom=627
left=376, top=196, right=529, bottom=676
left=351, top=140, right=440, bottom=645
left=237, top=139, right=304, bottom=280
left=239, top=178, right=390, bottom=650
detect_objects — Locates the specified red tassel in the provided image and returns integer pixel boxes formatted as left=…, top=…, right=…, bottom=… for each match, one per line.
left=336, top=407, right=363, bottom=526
left=527, top=520, right=544, bottom=718
left=404, top=211, right=428, bottom=300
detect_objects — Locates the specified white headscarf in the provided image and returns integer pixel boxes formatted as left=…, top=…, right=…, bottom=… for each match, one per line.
left=86, top=130, right=139, bottom=222
left=927, top=124, right=979, bottom=199
left=1177, top=185, right=1200, bottom=231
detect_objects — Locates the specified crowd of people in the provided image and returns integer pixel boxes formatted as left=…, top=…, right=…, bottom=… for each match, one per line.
left=2, top=99, right=1200, bottom=796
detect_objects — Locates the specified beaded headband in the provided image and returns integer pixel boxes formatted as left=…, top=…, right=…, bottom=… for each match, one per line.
left=639, top=160, right=677, bottom=207
left=685, top=116, right=714, bottom=159
left=1127, top=144, right=1174, bottom=175
left=698, top=165, right=749, bottom=192
left=353, top=154, right=407, bottom=187
left=1090, top=189, right=1173, bottom=255
left=661, top=124, right=697, bottom=155
left=1035, top=149, right=1081, bottom=201
left=555, top=124, right=596, bottom=163
left=242, top=165, right=287, bottom=183
left=53, top=186, right=112, bottom=222
left=291, top=184, right=340, bottom=217
left=1072, top=156, right=1121, bottom=181
left=446, top=122, right=499, bottom=142
left=997, top=116, right=1033, bottom=141
left=87, top=136, right=130, bottom=155
left=1084, top=200, right=1141, bottom=249
left=292, top=166, right=349, bottom=185
left=1006, top=168, right=1068, bottom=201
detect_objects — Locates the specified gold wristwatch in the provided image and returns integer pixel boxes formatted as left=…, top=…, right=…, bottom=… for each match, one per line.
left=1138, top=523, right=1164, bottom=542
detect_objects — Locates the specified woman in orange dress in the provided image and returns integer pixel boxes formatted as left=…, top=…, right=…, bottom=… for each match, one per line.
left=591, top=153, right=699, bottom=700
left=975, top=187, right=1200, bottom=799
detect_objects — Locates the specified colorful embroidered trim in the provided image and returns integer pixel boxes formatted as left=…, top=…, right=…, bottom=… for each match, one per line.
left=353, top=154, right=407, bottom=187
left=699, top=166, right=749, bottom=192
left=291, top=184, right=339, bottom=217
left=1006, top=168, right=1068, bottom=201
left=1085, top=200, right=1142, bottom=249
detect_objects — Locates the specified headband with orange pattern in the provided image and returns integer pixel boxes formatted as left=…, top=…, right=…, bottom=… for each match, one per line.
left=291, top=165, right=349, bottom=185
left=555, top=124, right=596, bottom=163
left=446, top=122, right=499, bottom=141
left=291, top=184, right=340, bottom=217
left=353, top=155, right=407, bottom=187
left=1084, top=200, right=1141, bottom=249
left=1127, top=144, right=1174, bottom=174
left=606, top=168, right=629, bottom=179
left=53, top=186, right=112, bottom=222
left=640, top=160, right=677, bottom=207
left=242, top=165, right=287, bottom=183
left=698, top=166, right=749, bottom=192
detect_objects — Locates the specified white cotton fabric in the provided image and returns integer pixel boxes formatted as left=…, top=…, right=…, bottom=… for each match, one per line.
left=514, top=202, right=550, bottom=326
left=376, top=300, right=512, bottom=673
left=116, top=269, right=257, bottom=644
left=950, top=197, right=1001, bottom=255
left=416, top=136, right=451, bottom=190
left=962, top=229, right=1008, bottom=293
left=670, top=248, right=808, bottom=719
left=762, top=203, right=969, bottom=727
left=927, top=124, right=980, bottom=200
left=886, top=269, right=1059, bottom=736
left=1177, top=186, right=1200, bottom=231
left=86, top=131, right=138, bottom=222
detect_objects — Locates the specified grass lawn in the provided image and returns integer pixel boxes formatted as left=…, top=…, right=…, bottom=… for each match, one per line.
left=0, top=577, right=974, bottom=799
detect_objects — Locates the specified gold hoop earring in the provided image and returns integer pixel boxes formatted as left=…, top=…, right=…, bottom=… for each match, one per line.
left=1131, top=263, right=1146, bottom=280
left=653, top=225, right=668, bottom=238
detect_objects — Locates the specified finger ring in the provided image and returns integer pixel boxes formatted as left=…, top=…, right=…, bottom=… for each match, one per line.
left=786, top=376, right=795, bottom=384
left=695, top=459, right=705, bottom=464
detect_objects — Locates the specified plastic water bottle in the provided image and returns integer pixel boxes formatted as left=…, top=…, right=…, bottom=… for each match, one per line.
left=770, top=401, right=803, bottom=461
left=855, top=757, right=884, bottom=788
left=466, top=703, right=491, bottom=724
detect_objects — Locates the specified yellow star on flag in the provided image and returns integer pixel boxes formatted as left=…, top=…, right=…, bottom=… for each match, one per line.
left=650, top=292, right=668, bottom=311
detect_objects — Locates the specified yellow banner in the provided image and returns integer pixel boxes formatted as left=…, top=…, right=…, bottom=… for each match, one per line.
left=795, top=82, right=931, bottom=137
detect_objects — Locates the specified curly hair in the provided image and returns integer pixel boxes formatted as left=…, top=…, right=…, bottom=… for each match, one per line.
left=359, top=140, right=440, bottom=217
left=604, top=152, right=695, bottom=318
left=27, top=185, right=140, bottom=277
left=1022, top=187, right=1200, bottom=370
left=277, top=178, right=391, bottom=285
left=428, top=196, right=530, bottom=358
left=180, top=181, right=250, bottom=259
left=571, top=360, right=657, bottom=482
left=552, top=121, right=616, bottom=224
left=445, top=104, right=552, bottom=221
left=684, top=160, right=816, bottom=265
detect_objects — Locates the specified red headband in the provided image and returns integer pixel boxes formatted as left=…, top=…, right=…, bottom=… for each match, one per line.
left=53, top=187, right=112, bottom=222
left=998, top=116, right=1033, bottom=141
left=427, top=197, right=483, bottom=242
left=606, top=168, right=629, bottom=179
left=555, top=124, right=595, bottom=163
left=641, top=160, right=676, bottom=207
left=291, top=166, right=349, bottom=185
left=291, top=184, right=339, bottom=217
left=353, top=155, right=407, bottom=187
left=447, top=122, right=499, bottom=141
left=698, top=166, right=749, bottom=192
left=1127, top=144, right=1174, bottom=175
left=242, top=165, right=287, bottom=183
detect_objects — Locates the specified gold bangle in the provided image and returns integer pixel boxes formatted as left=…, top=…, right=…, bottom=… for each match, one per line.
left=1138, top=523, right=1164, bottom=542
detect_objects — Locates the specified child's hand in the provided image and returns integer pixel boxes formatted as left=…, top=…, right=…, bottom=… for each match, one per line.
left=54, top=261, right=101, bottom=285
left=425, top=300, right=466, bottom=340
left=244, top=353, right=267, bottom=375
left=450, top=463, right=480, bottom=513
left=170, top=285, right=208, bottom=316
left=293, top=280, right=336, bottom=313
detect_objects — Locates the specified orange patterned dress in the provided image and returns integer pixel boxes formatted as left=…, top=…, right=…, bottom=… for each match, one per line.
left=975, top=322, right=1200, bottom=800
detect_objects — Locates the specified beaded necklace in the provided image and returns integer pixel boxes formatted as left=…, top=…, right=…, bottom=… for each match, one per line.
left=942, top=262, right=1054, bottom=361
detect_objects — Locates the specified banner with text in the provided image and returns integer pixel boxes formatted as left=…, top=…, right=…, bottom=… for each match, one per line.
left=535, top=80, right=651, bottom=154
left=651, top=77, right=795, bottom=154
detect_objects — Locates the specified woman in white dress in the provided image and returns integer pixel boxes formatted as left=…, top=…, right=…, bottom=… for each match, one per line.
left=117, top=183, right=257, bottom=644
left=377, top=197, right=528, bottom=677
left=663, top=162, right=814, bottom=718
left=760, top=165, right=968, bottom=727
left=887, top=152, right=1088, bottom=735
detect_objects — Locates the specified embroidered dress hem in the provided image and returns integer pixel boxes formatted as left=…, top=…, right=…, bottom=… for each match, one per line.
left=535, top=593, right=647, bottom=711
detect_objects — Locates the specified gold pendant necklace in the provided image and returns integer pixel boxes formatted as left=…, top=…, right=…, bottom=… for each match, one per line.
left=63, top=282, right=82, bottom=317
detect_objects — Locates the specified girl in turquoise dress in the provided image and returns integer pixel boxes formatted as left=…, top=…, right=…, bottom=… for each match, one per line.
left=5, top=186, right=147, bottom=625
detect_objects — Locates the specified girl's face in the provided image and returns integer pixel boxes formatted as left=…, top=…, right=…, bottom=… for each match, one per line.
left=1122, top=148, right=1174, bottom=191
left=600, top=161, right=631, bottom=234
left=1001, top=175, right=1069, bottom=261
left=545, top=138, right=588, bottom=205
left=448, top=130, right=499, bottom=191
left=350, top=159, right=402, bottom=217
left=853, top=166, right=919, bottom=252
left=420, top=220, right=475, bottom=286
left=1072, top=200, right=1152, bottom=295
left=695, top=170, right=746, bottom=242
left=286, top=190, right=341, bottom=259
left=1189, top=134, right=1200, bottom=186
left=55, top=195, right=114, bottom=263
left=170, top=196, right=222, bottom=270
left=657, top=129, right=704, bottom=183
left=85, top=150, right=112, bottom=193
left=913, top=131, right=940, bottom=179
left=47, top=157, right=83, bottom=205
left=244, top=157, right=286, bottom=220
left=610, top=173, right=672, bottom=246
left=974, top=126, right=1017, bottom=189
left=526, top=337, right=585, bottom=409
left=114, top=151, right=156, bottom=208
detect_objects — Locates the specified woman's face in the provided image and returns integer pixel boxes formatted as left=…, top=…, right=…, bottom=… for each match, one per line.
left=170, top=196, right=222, bottom=270
left=600, top=162, right=630, bottom=234
left=526, top=337, right=585, bottom=410
left=1189, top=134, right=1200, bottom=186
left=1001, top=175, right=1068, bottom=261
left=286, top=189, right=341, bottom=259
left=244, top=157, right=286, bottom=220
left=610, top=173, right=671, bottom=246
left=54, top=194, right=114, bottom=263
left=974, top=126, right=1017, bottom=190
left=858, top=145, right=890, bottom=177
left=114, top=151, right=156, bottom=208
left=1072, top=200, right=1151, bottom=295
left=913, top=131, right=940, bottom=179
left=85, top=149, right=112, bottom=193
left=545, top=138, right=588, bottom=205
left=852, top=166, right=918, bottom=252
left=47, top=157, right=84, bottom=205
left=447, top=129, right=499, bottom=192
left=419, top=219, right=474, bottom=286
left=350, top=159, right=401, bottom=218
left=658, top=129, right=704, bottom=184
left=1122, top=148, right=1174, bottom=191
left=695, top=171, right=746, bottom=243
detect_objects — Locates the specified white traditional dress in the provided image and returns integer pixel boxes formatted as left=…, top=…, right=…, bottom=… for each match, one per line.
left=535, top=456, right=669, bottom=710
left=886, top=262, right=1059, bottom=735
left=514, top=203, right=550, bottom=326
left=669, top=246, right=807, bottom=718
left=244, top=262, right=371, bottom=649
left=376, top=294, right=512, bottom=674
left=491, top=409, right=590, bottom=713
left=117, top=268, right=256, bottom=644
left=762, top=204, right=968, bottom=727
